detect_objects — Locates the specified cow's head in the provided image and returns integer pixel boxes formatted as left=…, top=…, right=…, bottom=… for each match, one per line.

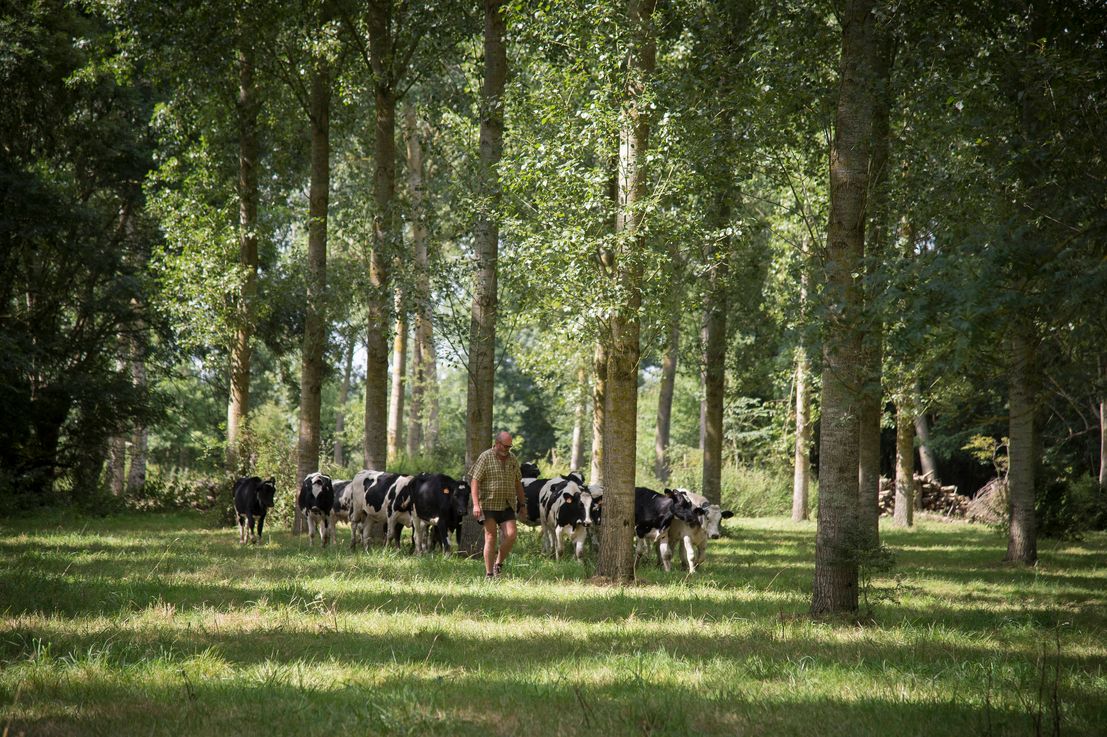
left=449, top=479, right=470, bottom=524
left=258, top=478, right=277, bottom=508
left=587, top=488, right=603, bottom=527
left=565, top=471, right=585, bottom=486
left=665, top=488, right=699, bottom=524
left=700, top=505, right=734, bottom=539
left=555, top=486, right=586, bottom=528
left=520, top=462, right=541, bottom=479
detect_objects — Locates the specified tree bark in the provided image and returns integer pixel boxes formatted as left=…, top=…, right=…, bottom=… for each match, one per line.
left=792, top=346, right=811, bottom=521
left=106, top=435, right=126, bottom=495
left=699, top=321, right=708, bottom=452
left=296, top=63, right=331, bottom=532
left=387, top=308, right=406, bottom=463
left=812, top=0, right=877, bottom=616
left=893, top=399, right=915, bottom=526
left=457, top=0, right=508, bottom=556
left=227, top=45, right=260, bottom=470
left=404, top=102, right=431, bottom=459
left=334, top=334, right=354, bottom=466
left=596, top=0, right=656, bottom=583
left=590, top=339, right=607, bottom=487
left=571, top=364, right=587, bottom=472
left=654, top=307, right=679, bottom=483
left=856, top=31, right=893, bottom=551
left=913, top=410, right=939, bottom=482
left=1006, top=323, right=1038, bottom=564
left=702, top=199, right=730, bottom=506
left=363, top=0, right=397, bottom=472
left=126, top=350, right=147, bottom=494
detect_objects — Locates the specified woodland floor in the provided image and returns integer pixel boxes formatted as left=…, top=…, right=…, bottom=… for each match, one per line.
left=1, top=510, right=1104, bottom=736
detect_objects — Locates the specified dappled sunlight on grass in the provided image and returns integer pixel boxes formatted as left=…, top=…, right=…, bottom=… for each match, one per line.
left=2, top=510, right=1105, bottom=736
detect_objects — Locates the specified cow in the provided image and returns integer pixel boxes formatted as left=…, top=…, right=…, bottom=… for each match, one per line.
left=409, top=473, right=469, bottom=555
left=352, top=472, right=419, bottom=552
left=347, top=469, right=386, bottom=548
left=233, top=476, right=277, bottom=545
left=633, top=486, right=699, bottom=571
left=331, top=479, right=353, bottom=523
left=383, top=475, right=418, bottom=550
left=585, top=484, right=603, bottom=549
left=666, top=489, right=734, bottom=573
left=298, top=472, right=335, bottom=547
left=534, top=477, right=593, bottom=560
left=520, top=462, right=541, bottom=481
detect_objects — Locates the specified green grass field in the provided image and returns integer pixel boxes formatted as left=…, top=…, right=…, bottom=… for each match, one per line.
left=1, top=512, right=1104, bottom=736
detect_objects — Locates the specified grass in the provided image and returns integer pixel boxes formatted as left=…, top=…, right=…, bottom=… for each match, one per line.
left=1, top=512, right=1105, bottom=736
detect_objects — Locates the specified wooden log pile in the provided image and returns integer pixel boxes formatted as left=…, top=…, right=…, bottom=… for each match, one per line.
left=877, top=474, right=968, bottom=517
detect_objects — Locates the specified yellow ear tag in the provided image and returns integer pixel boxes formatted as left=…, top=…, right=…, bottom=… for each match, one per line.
left=442, top=488, right=450, bottom=494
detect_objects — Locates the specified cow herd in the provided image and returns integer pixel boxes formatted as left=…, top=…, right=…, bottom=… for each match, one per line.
left=231, top=463, right=734, bottom=573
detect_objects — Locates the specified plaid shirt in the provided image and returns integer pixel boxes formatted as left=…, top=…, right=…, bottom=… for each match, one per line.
left=469, top=447, right=522, bottom=511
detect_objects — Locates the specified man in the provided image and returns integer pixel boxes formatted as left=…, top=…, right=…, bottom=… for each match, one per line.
left=470, top=431, right=528, bottom=578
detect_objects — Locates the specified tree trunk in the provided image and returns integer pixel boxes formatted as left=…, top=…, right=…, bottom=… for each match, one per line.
left=893, top=399, right=915, bottom=526
left=596, top=0, right=656, bottom=583
left=425, top=328, right=440, bottom=453
left=1006, top=323, right=1038, bottom=564
left=654, top=308, right=679, bottom=483
left=465, top=0, right=506, bottom=476
left=106, top=435, right=126, bottom=495
left=702, top=199, right=729, bottom=506
left=363, top=0, right=397, bottom=472
left=1100, top=393, right=1106, bottom=491
left=856, top=32, right=893, bottom=551
left=571, top=364, right=587, bottom=472
left=699, top=321, right=708, bottom=452
left=792, top=346, right=811, bottom=521
left=334, top=335, right=354, bottom=466
left=590, top=339, right=607, bottom=487
left=227, top=45, right=259, bottom=470
left=812, top=0, right=877, bottom=616
left=914, top=410, right=939, bottom=482
left=387, top=309, right=406, bottom=463
left=404, top=102, right=430, bottom=459
left=295, top=63, right=331, bottom=532
left=458, top=0, right=508, bottom=556
left=126, top=351, right=147, bottom=494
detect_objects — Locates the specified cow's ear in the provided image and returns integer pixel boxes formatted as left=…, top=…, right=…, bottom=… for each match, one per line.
left=265, top=477, right=275, bottom=486
left=721, top=510, right=734, bottom=519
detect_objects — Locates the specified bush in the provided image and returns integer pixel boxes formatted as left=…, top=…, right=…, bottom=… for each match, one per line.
left=1037, top=476, right=1107, bottom=540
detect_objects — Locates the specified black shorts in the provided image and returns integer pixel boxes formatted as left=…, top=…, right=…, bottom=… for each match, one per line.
left=481, top=507, right=516, bottom=524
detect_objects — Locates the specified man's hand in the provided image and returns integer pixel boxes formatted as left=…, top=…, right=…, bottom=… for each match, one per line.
left=473, top=502, right=482, bottom=521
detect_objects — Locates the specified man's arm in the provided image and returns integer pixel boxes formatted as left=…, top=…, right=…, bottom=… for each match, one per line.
left=471, top=478, right=482, bottom=520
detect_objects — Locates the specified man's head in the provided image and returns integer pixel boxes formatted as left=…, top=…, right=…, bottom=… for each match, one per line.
left=493, top=431, right=513, bottom=458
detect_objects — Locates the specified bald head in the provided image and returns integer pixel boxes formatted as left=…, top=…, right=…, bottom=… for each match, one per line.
left=493, top=431, right=514, bottom=458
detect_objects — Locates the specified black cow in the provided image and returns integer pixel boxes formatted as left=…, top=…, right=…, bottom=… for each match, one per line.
left=520, top=462, right=541, bottom=480
left=410, top=473, right=469, bottom=554
left=233, top=476, right=277, bottom=544
left=633, top=486, right=698, bottom=569
left=298, top=472, right=335, bottom=547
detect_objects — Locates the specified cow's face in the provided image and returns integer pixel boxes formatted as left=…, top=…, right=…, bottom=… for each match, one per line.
left=699, top=505, right=734, bottom=539
left=665, top=489, right=698, bottom=524
left=578, top=491, right=594, bottom=527
left=450, top=481, right=470, bottom=521
left=556, top=491, right=585, bottom=527
left=258, top=478, right=277, bottom=508
left=311, top=476, right=326, bottom=498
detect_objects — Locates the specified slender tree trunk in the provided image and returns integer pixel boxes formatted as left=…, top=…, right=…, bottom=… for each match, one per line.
left=596, top=0, right=656, bottom=583
left=699, top=321, right=708, bottom=452
left=465, top=0, right=507, bottom=477
left=334, top=335, right=354, bottom=466
left=702, top=199, right=730, bottom=506
left=227, top=46, right=260, bottom=469
left=126, top=350, right=147, bottom=494
left=363, top=0, right=397, bottom=472
left=1006, top=324, right=1038, bottom=564
left=425, top=330, right=440, bottom=453
left=792, top=346, right=811, bottom=521
left=106, top=435, right=126, bottom=495
left=914, top=409, right=939, bottom=481
left=387, top=309, right=406, bottom=463
left=458, top=0, right=508, bottom=556
left=571, top=364, right=587, bottom=472
left=894, top=398, right=915, bottom=526
left=812, top=0, right=877, bottom=616
left=1099, top=398, right=1106, bottom=490
left=590, top=339, right=608, bottom=487
left=404, top=102, right=430, bottom=459
left=295, top=63, right=331, bottom=532
left=654, top=309, right=679, bottom=483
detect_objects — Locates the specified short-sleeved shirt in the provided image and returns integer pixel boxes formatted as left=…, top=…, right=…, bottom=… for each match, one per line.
left=469, top=447, right=522, bottom=512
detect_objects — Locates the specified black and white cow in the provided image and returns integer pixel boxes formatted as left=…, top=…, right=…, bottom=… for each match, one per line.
left=520, top=462, right=541, bottom=481
left=535, top=477, right=594, bottom=560
left=331, top=479, right=353, bottom=523
left=347, top=469, right=386, bottom=548
left=383, top=475, right=418, bottom=550
left=409, top=473, right=469, bottom=555
left=633, top=486, right=698, bottom=570
left=666, top=490, right=734, bottom=573
left=298, top=472, right=335, bottom=547
left=352, top=472, right=419, bottom=551
left=233, top=476, right=277, bottom=545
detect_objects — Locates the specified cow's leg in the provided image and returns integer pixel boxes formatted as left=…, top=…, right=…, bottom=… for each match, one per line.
left=257, top=513, right=266, bottom=543
left=553, top=527, right=563, bottom=561
left=694, top=542, right=706, bottom=568
left=413, top=518, right=426, bottom=555
left=658, top=537, right=673, bottom=572
left=573, top=527, right=587, bottom=561
left=237, top=514, right=247, bottom=544
left=438, top=521, right=450, bottom=555
left=306, top=514, right=317, bottom=546
left=682, top=535, right=696, bottom=573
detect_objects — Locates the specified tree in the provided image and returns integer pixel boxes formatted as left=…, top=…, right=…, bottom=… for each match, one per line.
left=812, top=0, right=879, bottom=616
left=596, top=0, right=657, bottom=583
